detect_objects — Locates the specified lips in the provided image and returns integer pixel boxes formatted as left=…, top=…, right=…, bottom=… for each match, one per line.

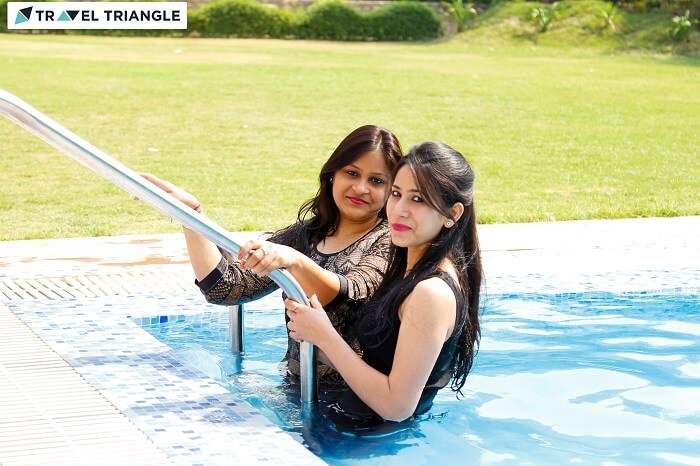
left=391, top=223, right=411, bottom=232
left=347, top=196, right=368, bottom=206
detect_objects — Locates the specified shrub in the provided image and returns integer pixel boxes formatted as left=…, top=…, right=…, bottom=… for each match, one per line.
left=0, top=0, right=444, bottom=42
left=450, top=0, right=479, bottom=33
left=601, top=3, right=618, bottom=31
left=297, top=0, right=366, bottom=40
left=194, top=0, right=295, bottom=38
left=0, top=0, right=8, bottom=33
left=670, top=9, right=696, bottom=41
left=530, top=2, right=561, bottom=32
left=367, top=2, right=443, bottom=40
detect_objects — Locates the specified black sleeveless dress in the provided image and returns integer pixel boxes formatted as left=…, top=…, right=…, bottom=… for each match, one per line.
left=328, top=270, right=466, bottom=428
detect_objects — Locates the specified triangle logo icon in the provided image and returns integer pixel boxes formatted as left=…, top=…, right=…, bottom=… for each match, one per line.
left=15, top=6, right=33, bottom=24
left=58, top=10, right=71, bottom=21
left=67, top=10, right=79, bottom=20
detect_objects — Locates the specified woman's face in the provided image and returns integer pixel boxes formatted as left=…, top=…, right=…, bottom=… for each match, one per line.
left=386, top=166, right=447, bottom=248
left=332, top=150, right=391, bottom=223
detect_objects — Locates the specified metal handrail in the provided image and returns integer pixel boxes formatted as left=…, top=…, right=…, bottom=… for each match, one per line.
left=0, top=89, right=317, bottom=403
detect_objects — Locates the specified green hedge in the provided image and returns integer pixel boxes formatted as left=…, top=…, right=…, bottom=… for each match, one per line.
left=194, top=0, right=296, bottom=38
left=368, top=2, right=443, bottom=41
left=193, top=0, right=442, bottom=41
left=0, top=0, right=7, bottom=33
left=297, top=0, right=367, bottom=40
left=0, top=0, right=443, bottom=41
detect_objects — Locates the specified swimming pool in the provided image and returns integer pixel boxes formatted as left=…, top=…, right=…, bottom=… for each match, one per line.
left=138, top=289, right=700, bottom=466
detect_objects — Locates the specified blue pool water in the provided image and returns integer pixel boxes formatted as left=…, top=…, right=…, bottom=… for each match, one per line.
left=138, top=291, right=700, bottom=465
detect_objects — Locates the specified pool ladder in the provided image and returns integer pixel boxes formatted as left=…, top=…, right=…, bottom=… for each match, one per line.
left=0, top=89, right=317, bottom=404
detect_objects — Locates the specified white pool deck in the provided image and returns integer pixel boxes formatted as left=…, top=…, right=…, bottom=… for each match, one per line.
left=1, top=216, right=699, bottom=465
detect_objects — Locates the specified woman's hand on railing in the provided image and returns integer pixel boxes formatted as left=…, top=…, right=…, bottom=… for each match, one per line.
left=136, top=172, right=202, bottom=213
left=285, top=295, right=334, bottom=348
left=238, top=239, right=304, bottom=277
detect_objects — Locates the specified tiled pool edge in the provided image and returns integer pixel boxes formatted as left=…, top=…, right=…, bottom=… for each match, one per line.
left=6, top=293, right=326, bottom=466
left=0, top=302, right=173, bottom=466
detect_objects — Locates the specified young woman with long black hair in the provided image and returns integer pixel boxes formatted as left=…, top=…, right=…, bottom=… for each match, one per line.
left=140, top=125, right=403, bottom=384
left=285, top=141, right=482, bottom=426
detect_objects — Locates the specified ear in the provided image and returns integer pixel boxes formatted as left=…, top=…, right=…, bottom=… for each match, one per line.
left=445, top=202, right=464, bottom=228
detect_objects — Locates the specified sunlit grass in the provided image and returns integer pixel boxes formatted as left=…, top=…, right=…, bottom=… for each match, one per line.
left=1, top=34, right=698, bottom=240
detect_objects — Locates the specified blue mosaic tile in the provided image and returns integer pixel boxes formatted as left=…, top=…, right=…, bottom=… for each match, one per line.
left=8, top=293, right=325, bottom=466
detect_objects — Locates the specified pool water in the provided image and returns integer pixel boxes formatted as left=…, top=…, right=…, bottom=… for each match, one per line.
left=138, top=291, right=700, bottom=465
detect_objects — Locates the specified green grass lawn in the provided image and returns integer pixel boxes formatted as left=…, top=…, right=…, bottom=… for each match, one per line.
left=1, top=33, right=698, bottom=240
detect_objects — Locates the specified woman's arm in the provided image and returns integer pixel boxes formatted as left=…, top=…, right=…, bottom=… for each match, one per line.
left=137, top=173, right=277, bottom=304
left=286, top=278, right=456, bottom=421
left=241, top=230, right=390, bottom=306
left=136, top=173, right=222, bottom=281
left=183, top=226, right=224, bottom=281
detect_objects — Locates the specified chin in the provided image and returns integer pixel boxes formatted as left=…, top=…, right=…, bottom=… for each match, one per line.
left=389, top=233, right=412, bottom=247
left=345, top=206, right=380, bottom=222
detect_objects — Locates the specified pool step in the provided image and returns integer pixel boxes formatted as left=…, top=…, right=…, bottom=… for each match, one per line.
left=0, top=269, right=197, bottom=302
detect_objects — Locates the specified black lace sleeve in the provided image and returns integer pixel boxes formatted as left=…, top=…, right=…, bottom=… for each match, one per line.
left=194, top=222, right=308, bottom=305
left=334, top=228, right=391, bottom=303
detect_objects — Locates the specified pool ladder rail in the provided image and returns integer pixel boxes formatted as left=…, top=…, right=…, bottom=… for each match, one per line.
left=0, top=88, right=318, bottom=404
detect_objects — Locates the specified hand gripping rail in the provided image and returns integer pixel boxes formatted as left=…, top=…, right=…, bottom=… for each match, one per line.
left=0, top=89, right=317, bottom=403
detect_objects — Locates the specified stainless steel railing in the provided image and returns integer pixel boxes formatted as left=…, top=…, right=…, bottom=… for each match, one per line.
left=0, top=89, right=317, bottom=403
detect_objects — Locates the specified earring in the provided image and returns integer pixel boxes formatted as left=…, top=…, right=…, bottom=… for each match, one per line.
left=330, top=177, right=334, bottom=183
left=445, top=220, right=454, bottom=228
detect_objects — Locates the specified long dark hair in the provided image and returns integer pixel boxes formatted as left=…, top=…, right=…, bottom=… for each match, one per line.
left=363, top=141, right=482, bottom=394
left=290, top=125, right=403, bottom=248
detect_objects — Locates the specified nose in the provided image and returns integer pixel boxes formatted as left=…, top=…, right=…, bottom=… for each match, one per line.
left=353, top=178, right=369, bottom=195
left=392, top=197, right=410, bottom=218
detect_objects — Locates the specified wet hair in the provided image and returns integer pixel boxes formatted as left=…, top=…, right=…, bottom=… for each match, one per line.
left=363, top=141, right=482, bottom=394
left=293, top=125, right=403, bottom=248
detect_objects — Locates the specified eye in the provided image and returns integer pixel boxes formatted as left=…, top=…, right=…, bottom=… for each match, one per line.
left=412, top=195, right=424, bottom=203
left=390, top=190, right=401, bottom=197
left=370, top=177, right=386, bottom=185
left=346, top=170, right=358, bottom=177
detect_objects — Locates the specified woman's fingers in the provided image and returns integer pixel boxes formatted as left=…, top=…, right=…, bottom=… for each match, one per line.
left=284, top=298, right=305, bottom=314
left=254, top=252, right=280, bottom=276
left=284, top=298, right=297, bottom=312
left=138, top=173, right=180, bottom=198
left=242, top=248, right=264, bottom=270
left=238, top=239, right=260, bottom=262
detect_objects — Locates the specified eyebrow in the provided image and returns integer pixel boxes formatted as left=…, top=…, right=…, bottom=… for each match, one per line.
left=392, top=184, right=421, bottom=193
left=349, top=164, right=388, bottom=178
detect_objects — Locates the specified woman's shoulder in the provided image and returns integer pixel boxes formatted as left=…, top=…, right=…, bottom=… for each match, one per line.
left=399, top=275, right=457, bottom=324
left=360, top=218, right=390, bottom=246
left=413, top=276, right=457, bottom=305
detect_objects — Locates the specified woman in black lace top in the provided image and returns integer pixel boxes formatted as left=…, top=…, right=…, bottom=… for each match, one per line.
left=285, top=142, right=482, bottom=426
left=140, top=125, right=403, bottom=383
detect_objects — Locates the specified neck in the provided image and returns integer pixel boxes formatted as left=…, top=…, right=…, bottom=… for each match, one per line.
left=336, top=215, right=379, bottom=238
left=406, top=243, right=429, bottom=273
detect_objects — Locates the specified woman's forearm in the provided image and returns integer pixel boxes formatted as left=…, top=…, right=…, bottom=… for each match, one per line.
left=288, top=254, right=341, bottom=306
left=182, top=226, right=223, bottom=281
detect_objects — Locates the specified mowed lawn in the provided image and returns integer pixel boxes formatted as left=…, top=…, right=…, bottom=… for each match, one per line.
left=0, top=34, right=698, bottom=240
